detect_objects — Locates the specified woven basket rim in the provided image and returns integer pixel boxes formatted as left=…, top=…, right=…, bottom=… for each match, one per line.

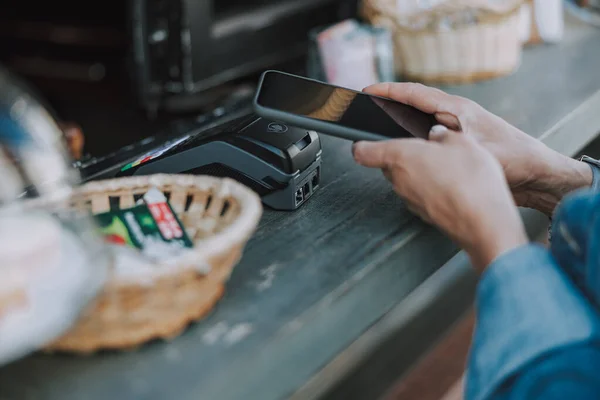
left=363, top=0, right=525, bottom=34
left=21, top=174, right=263, bottom=283
left=77, top=173, right=263, bottom=266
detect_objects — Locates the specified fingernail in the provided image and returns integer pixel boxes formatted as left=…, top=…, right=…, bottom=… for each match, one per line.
left=429, top=124, right=448, bottom=140
left=430, top=125, right=447, bottom=134
left=362, top=84, right=376, bottom=92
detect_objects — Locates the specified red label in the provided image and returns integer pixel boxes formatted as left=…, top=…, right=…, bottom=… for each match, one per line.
left=148, top=202, right=183, bottom=240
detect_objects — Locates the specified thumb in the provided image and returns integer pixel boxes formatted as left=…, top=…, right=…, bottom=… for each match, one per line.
left=429, top=124, right=462, bottom=143
left=428, top=125, right=449, bottom=142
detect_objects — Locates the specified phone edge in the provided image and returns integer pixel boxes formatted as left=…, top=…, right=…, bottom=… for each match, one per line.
left=254, top=105, right=386, bottom=142
left=253, top=71, right=387, bottom=142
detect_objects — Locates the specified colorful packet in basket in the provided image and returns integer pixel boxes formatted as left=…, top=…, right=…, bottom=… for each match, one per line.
left=95, top=188, right=193, bottom=262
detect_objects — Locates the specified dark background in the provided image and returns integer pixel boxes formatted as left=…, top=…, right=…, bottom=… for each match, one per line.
left=0, top=0, right=358, bottom=157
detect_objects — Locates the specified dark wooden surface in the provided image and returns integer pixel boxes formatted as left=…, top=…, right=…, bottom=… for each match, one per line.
left=1, top=17, right=600, bottom=400
left=382, top=309, right=474, bottom=400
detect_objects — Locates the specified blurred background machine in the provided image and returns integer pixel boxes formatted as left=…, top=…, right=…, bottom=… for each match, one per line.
left=0, top=0, right=356, bottom=161
left=0, top=0, right=348, bottom=209
left=0, top=0, right=358, bottom=114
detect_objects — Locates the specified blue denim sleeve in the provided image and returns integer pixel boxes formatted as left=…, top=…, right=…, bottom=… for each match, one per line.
left=495, top=345, right=600, bottom=399
left=464, top=244, right=600, bottom=400
left=551, top=188, right=600, bottom=309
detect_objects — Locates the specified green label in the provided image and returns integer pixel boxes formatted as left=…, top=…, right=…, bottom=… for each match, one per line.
left=95, top=201, right=193, bottom=261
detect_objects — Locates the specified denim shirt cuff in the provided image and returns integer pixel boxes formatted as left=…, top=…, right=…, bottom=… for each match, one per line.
left=589, top=162, right=600, bottom=192
left=465, top=243, right=600, bottom=400
left=549, top=162, right=600, bottom=242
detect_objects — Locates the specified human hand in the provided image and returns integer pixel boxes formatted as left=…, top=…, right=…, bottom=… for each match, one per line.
left=363, top=82, right=593, bottom=216
left=353, top=125, right=528, bottom=273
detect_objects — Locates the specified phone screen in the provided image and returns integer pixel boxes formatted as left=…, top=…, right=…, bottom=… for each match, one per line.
left=256, top=72, right=437, bottom=139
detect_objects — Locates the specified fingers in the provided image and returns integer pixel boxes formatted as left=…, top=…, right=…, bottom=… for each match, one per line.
left=363, top=82, right=453, bottom=115
left=379, top=167, right=430, bottom=223
left=353, top=125, right=463, bottom=168
left=434, top=112, right=461, bottom=131
left=353, top=140, right=403, bottom=169
left=429, top=125, right=468, bottom=147
left=363, top=82, right=468, bottom=131
left=353, top=141, right=392, bottom=168
left=429, top=125, right=450, bottom=142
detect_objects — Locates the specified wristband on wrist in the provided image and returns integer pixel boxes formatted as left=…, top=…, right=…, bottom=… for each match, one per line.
left=579, top=155, right=600, bottom=192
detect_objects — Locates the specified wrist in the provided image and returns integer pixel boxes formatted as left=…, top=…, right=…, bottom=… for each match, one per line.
left=467, top=231, right=529, bottom=274
left=463, top=208, right=529, bottom=274
left=523, top=149, right=593, bottom=216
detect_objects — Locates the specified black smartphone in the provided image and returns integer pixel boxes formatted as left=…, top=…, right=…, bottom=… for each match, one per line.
left=253, top=70, right=438, bottom=141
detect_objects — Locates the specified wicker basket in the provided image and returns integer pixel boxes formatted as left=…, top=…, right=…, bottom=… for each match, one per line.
left=31, top=174, right=262, bottom=353
left=361, top=0, right=525, bottom=84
